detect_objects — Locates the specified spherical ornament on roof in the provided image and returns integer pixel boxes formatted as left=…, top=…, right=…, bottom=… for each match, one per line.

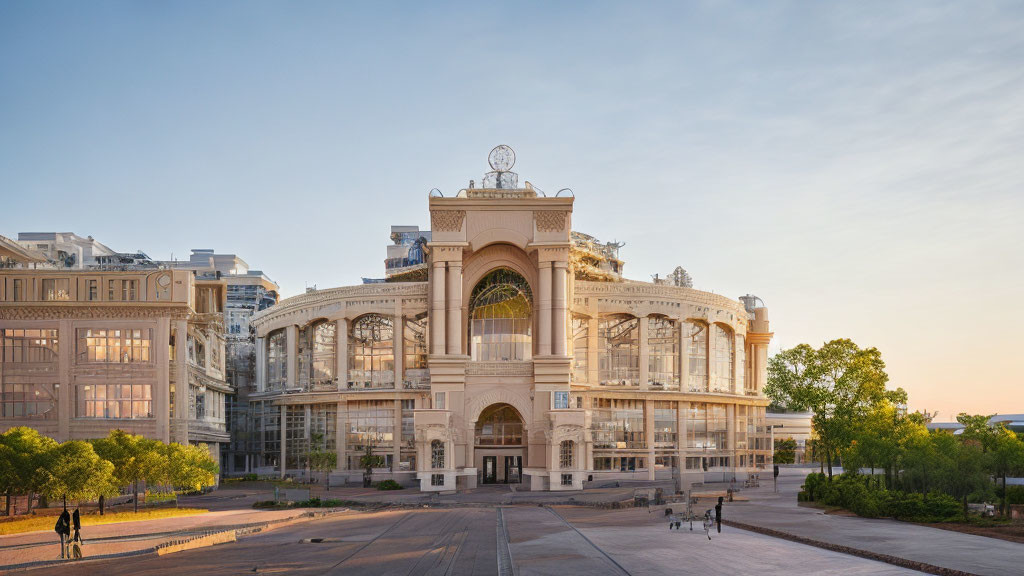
left=488, top=145, right=516, bottom=172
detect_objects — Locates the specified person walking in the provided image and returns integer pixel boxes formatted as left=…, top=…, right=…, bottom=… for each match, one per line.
left=715, top=496, right=723, bottom=534
left=54, top=507, right=71, bottom=559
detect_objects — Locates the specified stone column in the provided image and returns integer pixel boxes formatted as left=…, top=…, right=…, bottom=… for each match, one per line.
left=679, top=321, right=690, bottom=392
left=639, top=315, right=649, bottom=391
left=538, top=262, right=552, bottom=355
left=552, top=262, right=568, bottom=356
left=446, top=261, right=462, bottom=355
left=644, top=399, right=656, bottom=480
left=677, top=401, right=689, bottom=488
left=587, top=316, right=599, bottom=385
left=255, top=336, right=266, bottom=392
left=727, top=404, right=737, bottom=480
left=280, top=404, right=287, bottom=478
left=173, top=319, right=188, bottom=440
left=154, top=317, right=171, bottom=443
left=336, top=401, right=347, bottom=470
left=336, top=318, right=348, bottom=389
left=395, top=304, right=405, bottom=389
left=58, top=319, right=72, bottom=441
left=431, top=261, right=446, bottom=355
left=285, top=325, right=298, bottom=390
left=393, top=399, right=402, bottom=473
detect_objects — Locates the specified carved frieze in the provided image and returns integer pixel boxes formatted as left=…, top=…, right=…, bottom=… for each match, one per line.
left=534, top=211, right=568, bottom=233
left=0, top=305, right=189, bottom=321
left=431, top=210, right=466, bottom=232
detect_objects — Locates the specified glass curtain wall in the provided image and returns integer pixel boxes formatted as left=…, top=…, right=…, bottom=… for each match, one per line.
left=267, top=330, right=287, bottom=390
left=571, top=316, right=588, bottom=383
left=598, top=314, right=639, bottom=386
left=647, top=316, right=679, bottom=389
left=712, top=324, right=734, bottom=393
left=403, top=314, right=429, bottom=388
left=684, top=321, right=708, bottom=392
left=349, top=315, right=395, bottom=389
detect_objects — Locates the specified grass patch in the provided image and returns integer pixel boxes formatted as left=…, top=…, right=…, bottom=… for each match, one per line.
left=0, top=508, right=209, bottom=536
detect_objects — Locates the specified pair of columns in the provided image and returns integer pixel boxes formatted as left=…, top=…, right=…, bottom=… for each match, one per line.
left=537, top=260, right=569, bottom=356
left=430, top=260, right=463, bottom=355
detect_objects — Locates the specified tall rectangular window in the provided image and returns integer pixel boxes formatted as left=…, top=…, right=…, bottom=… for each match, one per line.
left=121, top=280, right=138, bottom=301
left=108, top=280, right=116, bottom=301
left=12, top=279, right=25, bottom=301
left=598, top=314, right=639, bottom=386
left=434, top=391, right=445, bottom=410
left=572, top=316, right=588, bottom=383
left=553, top=390, right=570, bottom=410
left=42, top=279, right=70, bottom=301
left=87, top=280, right=98, bottom=301
left=266, top=330, right=287, bottom=390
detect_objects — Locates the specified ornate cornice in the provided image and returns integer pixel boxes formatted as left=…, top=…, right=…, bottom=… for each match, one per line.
left=573, top=281, right=748, bottom=320
left=250, top=283, right=428, bottom=328
left=0, top=304, right=190, bottom=321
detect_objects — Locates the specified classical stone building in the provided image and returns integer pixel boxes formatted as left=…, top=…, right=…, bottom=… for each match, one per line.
left=0, top=239, right=234, bottom=463
left=249, top=147, right=774, bottom=492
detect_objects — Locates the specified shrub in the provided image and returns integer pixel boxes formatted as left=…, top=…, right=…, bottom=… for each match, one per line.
left=802, top=472, right=827, bottom=501
left=1005, top=485, right=1024, bottom=506
left=377, top=479, right=403, bottom=491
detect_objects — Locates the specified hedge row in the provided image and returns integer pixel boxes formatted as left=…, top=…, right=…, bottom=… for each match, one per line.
left=800, top=473, right=961, bottom=522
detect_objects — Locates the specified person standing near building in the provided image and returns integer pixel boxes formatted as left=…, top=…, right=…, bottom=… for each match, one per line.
left=715, top=496, right=723, bottom=534
left=54, top=507, right=71, bottom=558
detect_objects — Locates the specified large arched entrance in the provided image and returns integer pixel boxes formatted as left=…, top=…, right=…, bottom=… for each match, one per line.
left=475, top=403, right=525, bottom=484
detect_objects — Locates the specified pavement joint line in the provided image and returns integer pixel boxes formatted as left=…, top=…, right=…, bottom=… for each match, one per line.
left=542, top=506, right=632, bottom=576
left=322, top=511, right=412, bottom=573
left=722, top=519, right=981, bottom=576
left=495, top=507, right=516, bottom=576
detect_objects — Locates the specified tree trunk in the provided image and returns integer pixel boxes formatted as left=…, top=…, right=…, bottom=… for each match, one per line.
left=4, top=490, right=10, bottom=516
left=962, top=495, right=969, bottom=521
left=99, top=494, right=105, bottom=516
left=26, top=491, right=33, bottom=513
left=826, top=449, right=833, bottom=479
left=1002, top=475, right=1007, bottom=516
left=134, top=480, right=139, bottom=513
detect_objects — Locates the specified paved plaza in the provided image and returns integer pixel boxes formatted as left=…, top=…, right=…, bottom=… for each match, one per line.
left=10, top=505, right=916, bottom=576
left=4, top=468, right=1024, bottom=575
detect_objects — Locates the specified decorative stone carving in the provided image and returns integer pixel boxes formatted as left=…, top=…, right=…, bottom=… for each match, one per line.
left=431, top=210, right=466, bottom=232
left=0, top=305, right=189, bottom=320
left=534, top=211, right=568, bottom=233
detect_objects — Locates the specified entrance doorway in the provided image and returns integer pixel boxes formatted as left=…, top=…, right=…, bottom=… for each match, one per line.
left=483, top=456, right=498, bottom=484
left=504, top=456, right=522, bottom=483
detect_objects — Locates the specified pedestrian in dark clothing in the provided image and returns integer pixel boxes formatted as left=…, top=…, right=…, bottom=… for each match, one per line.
left=715, top=496, right=723, bottom=533
left=54, top=508, right=71, bottom=558
left=72, top=508, right=81, bottom=531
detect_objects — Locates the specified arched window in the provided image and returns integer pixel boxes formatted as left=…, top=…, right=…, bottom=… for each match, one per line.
left=475, top=404, right=524, bottom=446
left=712, top=324, right=735, bottom=392
left=431, top=439, right=445, bottom=469
left=648, top=316, right=679, bottom=389
left=469, top=268, right=532, bottom=361
left=571, top=316, right=589, bottom=383
left=299, top=320, right=336, bottom=390
left=560, top=440, right=575, bottom=469
left=266, top=329, right=287, bottom=390
left=598, top=314, right=639, bottom=386
left=684, top=321, right=708, bottom=392
left=349, top=315, right=395, bottom=389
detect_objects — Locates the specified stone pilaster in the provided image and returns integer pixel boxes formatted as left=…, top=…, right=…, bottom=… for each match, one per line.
left=538, top=262, right=552, bottom=355
left=431, top=261, right=446, bottom=355
left=446, top=261, right=462, bottom=355
left=552, top=262, right=568, bottom=356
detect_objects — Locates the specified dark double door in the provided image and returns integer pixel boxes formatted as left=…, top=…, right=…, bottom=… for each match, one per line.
left=483, top=455, right=522, bottom=484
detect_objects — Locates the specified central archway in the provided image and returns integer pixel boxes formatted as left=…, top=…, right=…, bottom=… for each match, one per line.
left=474, top=403, right=526, bottom=484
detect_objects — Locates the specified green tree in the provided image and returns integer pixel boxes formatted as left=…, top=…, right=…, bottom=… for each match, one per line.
left=92, top=430, right=169, bottom=513
left=766, top=340, right=898, bottom=478
left=307, top=433, right=337, bottom=491
left=163, top=443, right=218, bottom=492
left=359, top=442, right=383, bottom=488
left=0, top=427, right=58, bottom=513
left=36, top=440, right=117, bottom=506
left=773, top=438, right=797, bottom=465
left=988, top=426, right=1024, bottom=515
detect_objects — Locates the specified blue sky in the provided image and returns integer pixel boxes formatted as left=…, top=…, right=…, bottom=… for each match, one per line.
left=2, top=1, right=1023, bottom=418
